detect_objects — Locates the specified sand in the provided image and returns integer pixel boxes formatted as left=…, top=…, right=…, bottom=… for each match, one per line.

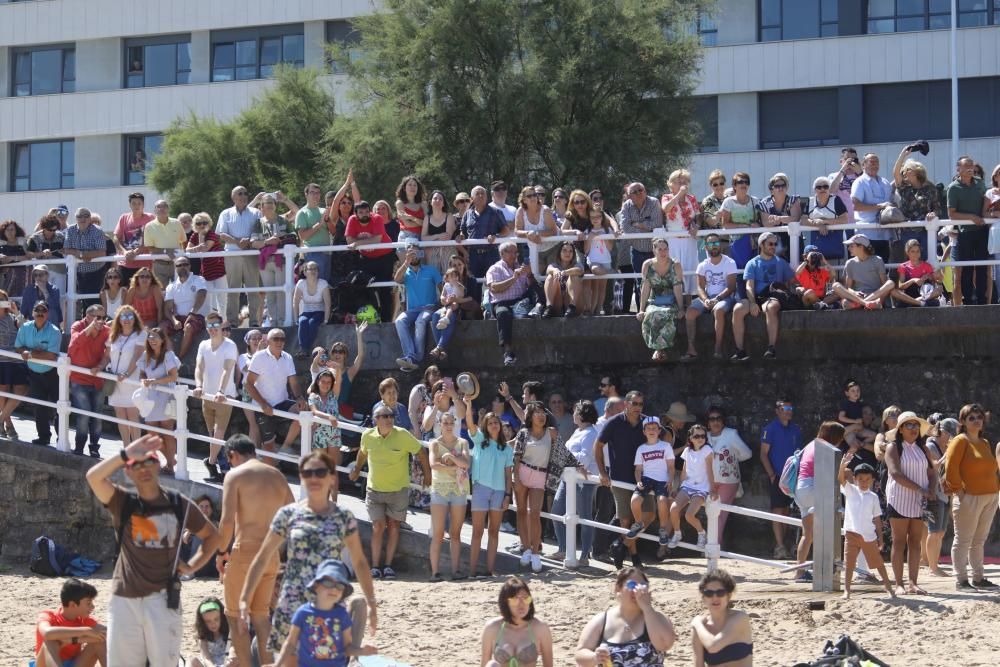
left=4, top=558, right=1000, bottom=667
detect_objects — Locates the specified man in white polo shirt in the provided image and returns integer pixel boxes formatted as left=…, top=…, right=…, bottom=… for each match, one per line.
left=163, top=255, right=209, bottom=360
left=245, top=328, right=306, bottom=461
left=192, top=312, right=239, bottom=482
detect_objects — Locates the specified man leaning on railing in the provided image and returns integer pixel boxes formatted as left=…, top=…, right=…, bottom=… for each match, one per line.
left=14, top=301, right=61, bottom=445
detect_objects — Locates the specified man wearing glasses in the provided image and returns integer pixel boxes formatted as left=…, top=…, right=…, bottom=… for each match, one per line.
left=68, top=304, right=110, bottom=457
left=618, top=183, right=664, bottom=308
left=63, top=207, right=110, bottom=315
left=246, top=329, right=306, bottom=461
left=217, top=185, right=263, bottom=327
left=349, top=405, right=430, bottom=580
left=730, top=231, right=796, bottom=361
left=15, top=301, right=62, bottom=445
left=683, top=233, right=738, bottom=361
left=759, top=399, right=802, bottom=560
left=162, top=256, right=209, bottom=360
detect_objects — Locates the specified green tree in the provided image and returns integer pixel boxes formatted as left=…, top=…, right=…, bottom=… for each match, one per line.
left=150, top=67, right=337, bottom=215
left=331, top=0, right=708, bottom=197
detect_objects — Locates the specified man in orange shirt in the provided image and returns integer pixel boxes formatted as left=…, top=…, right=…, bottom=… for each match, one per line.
left=34, top=578, right=106, bottom=667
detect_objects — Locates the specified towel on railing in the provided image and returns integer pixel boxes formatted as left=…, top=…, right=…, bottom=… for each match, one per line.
left=259, top=244, right=284, bottom=270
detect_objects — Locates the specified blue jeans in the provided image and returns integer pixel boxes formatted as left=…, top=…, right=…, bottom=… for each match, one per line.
left=394, top=307, right=433, bottom=362
left=70, top=384, right=102, bottom=454
left=431, top=308, right=458, bottom=350
left=552, top=479, right=596, bottom=559
left=304, top=251, right=331, bottom=284
left=297, top=310, right=325, bottom=351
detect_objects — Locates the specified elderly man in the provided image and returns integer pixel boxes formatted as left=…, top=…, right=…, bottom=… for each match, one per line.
left=15, top=301, right=62, bottom=445
left=392, top=243, right=442, bottom=371
left=68, top=304, right=109, bottom=457
left=162, top=256, right=209, bottom=360
left=245, top=329, right=306, bottom=461
left=850, top=152, right=894, bottom=262
left=731, top=231, right=796, bottom=361
left=217, top=185, right=263, bottom=327
left=63, top=207, right=109, bottom=314
left=459, top=185, right=510, bottom=282
left=485, top=241, right=537, bottom=367
left=618, top=182, right=664, bottom=305
left=143, top=200, right=187, bottom=288
left=948, top=155, right=989, bottom=305
left=349, top=402, right=430, bottom=580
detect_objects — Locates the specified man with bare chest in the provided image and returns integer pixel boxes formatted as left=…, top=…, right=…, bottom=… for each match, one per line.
left=217, top=434, right=294, bottom=666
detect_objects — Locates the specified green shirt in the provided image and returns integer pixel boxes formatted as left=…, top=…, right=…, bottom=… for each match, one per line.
left=946, top=177, right=986, bottom=217
left=360, top=426, right=423, bottom=492
left=295, top=206, right=328, bottom=247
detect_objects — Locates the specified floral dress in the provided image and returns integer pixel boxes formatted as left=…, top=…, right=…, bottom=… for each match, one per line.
left=309, top=391, right=342, bottom=450
left=640, top=261, right=679, bottom=351
left=267, top=502, right=358, bottom=653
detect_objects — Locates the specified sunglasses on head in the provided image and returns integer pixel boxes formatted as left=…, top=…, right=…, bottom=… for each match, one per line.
left=299, top=467, right=330, bottom=479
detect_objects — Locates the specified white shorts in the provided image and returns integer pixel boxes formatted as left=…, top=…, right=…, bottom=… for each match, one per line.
left=107, top=590, right=183, bottom=667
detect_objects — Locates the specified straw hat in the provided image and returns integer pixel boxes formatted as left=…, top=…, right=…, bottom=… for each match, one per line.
left=454, top=372, right=480, bottom=400
left=885, top=411, right=931, bottom=441
left=664, top=401, right=696, bottom=423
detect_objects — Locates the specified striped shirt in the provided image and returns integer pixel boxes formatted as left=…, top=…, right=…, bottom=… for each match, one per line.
left=618, top=196, right=663, bottom=253
left=886, top=440, right=929, bottom=518
left=216, top=205, right=262, bottom=251
left=485, top=259, right=531, bottom=303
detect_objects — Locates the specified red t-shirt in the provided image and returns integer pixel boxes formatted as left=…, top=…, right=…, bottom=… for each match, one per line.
left=797, top=266, right=830, bottom=297
left=187, top=231, right=226, bottom=281
left=35, top=609, right=98, bottom=660
left=68, top=322, right=111, bottom=387
left=115, top=212, right=155, bottom=269
left=900, top=260, right=933, bottom=282
left=345, top=214, right=393, bottom=258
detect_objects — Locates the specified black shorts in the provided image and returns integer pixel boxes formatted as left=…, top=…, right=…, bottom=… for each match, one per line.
left=255, top=399, right=297, bottom=444
left=886, top=503, right=921, bottom=521
left=769, top=477, right=793, bottom=509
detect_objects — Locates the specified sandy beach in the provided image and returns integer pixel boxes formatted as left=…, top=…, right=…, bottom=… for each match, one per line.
left=5, top=556, right=1000, bottom=667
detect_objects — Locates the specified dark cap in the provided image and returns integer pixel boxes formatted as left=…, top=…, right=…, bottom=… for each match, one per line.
left=32, top=301, right=49, bottom=312
left=55, top=205, right=69, bottom=215
left=853, top=463, right=876, bottom=477
left=490, top=180, right=507, bottom=192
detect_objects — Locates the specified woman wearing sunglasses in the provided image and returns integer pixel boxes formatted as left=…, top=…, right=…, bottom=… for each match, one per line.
left=691, top=569, right=752, bottom=667
left=240, top=451, right=378, bottom=661
left=101, top=305, right=146, bottom=445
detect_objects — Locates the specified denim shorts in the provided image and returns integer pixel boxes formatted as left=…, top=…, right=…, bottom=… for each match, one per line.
left=471, top=483, right=506, bottom=512
left=689, top=294, right=737, bottom=314
left=431, top=491, right=468, bottom=507
left=795, top=478, right=816, bottom=516
left=633, top=476, right=670, bottom=498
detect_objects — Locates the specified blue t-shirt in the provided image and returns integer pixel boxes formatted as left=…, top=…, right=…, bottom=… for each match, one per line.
left=761, top=418, right=802, bottom=472
left=404, top=264, right=442, bottom=309
left=291, top=602, right=352, bottom=667
left=372, top=400, right=412, bottom=432
left=469, top=430, right=515, bottom=491
left=743, top=254, right=794, bottom=296
left=14, top=321, right=62, bottom=373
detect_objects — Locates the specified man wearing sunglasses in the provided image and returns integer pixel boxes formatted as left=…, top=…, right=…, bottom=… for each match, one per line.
left=683, top=233, right=738, bottom=361
left=246, top=329, right=306, bottom=461
left=15, top=301, right=62, bottom=445
left=731, top=232, right=796, bottom=361
left=67, top=304, right=109, bottom=457
left=86, top=433, right=220, bottom=664
left=349, top=405, right=430, bottom=580
left=162, top=255, right=209, bottom=360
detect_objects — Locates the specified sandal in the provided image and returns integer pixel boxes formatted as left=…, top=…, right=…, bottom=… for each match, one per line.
left=679, top=352, right=698, bottom=362
left=437, top=349, right=447, bottom=361
left=428, top=347, right=441, bottom=359
left=652, top=350, right=667, bottom=362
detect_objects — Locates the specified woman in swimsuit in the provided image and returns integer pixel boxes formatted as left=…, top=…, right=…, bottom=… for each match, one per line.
left=575, top=567, right=675, bottom=666
left=481, top=576, right=553, bottom=667
left=691, top=569, right=753, bottom=667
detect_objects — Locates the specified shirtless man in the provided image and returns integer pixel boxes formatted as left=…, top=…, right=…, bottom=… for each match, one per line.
left=217, top=434, right=294, bottom=666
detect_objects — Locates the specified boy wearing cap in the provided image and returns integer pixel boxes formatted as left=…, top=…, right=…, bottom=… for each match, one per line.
left=274, top=559, right=376, bottom=666
left=627, top=416, right=675, bottom=545
left=730, top=231, right=796, bottom=361
left=839, top=451, right=894, bottom=600
left=392, top=243, right=442, bottom=371
left=831, top=234, right=895, bottom=309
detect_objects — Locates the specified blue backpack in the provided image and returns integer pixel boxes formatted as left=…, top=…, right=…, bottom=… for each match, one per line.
left=30, top=536, right=102, bottom=577
left=778, top=449, right=804, bottom=498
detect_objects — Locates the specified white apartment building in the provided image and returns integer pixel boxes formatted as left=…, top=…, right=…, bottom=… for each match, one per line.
left=0, top=0, right=998, bottom=228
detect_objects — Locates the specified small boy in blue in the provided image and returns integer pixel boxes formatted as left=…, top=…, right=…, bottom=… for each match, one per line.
left=273, top=559, right=376, bottom=667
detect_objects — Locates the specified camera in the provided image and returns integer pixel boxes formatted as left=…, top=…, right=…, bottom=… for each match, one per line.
left=807, top=252, right=823, bottom=268
left=166, top=576, right=181, bottom=609
left=905, top=140, right=930, bottom=155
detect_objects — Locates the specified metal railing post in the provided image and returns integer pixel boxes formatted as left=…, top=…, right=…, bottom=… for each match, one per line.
left=787, top=220, right=801, bottom=264
left=563, top=468, right=579, bottom=569
left=926, top=219, right=939, bottom=270
left=55, top=355, right=71, bottom=453
left=528, top=242, right=541, bottom=279
left=173, top=384, right=190, bottom=481
left=282, top=245, right=296, bottom=327
left=297, top=410, right=313, bottom=500
left=64, top=255, right=78, bottom=323
left=813, top=439, right=843, bottom=593
left=705, top=495, right=721, bottom=572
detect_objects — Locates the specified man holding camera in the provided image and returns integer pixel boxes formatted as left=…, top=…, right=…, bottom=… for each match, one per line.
left=830, top=147, right=863, bottom=223
left=795, top=245, right=837, bottom=310
left=68, top=304, right=110, bottom=457
left=850, top=153, right=894, bottom=262
left=393, top=242, right=442, bottom=371
left=86, top=433, right=220, bottom=666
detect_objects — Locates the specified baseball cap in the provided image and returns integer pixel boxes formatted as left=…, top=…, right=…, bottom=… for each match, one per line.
left=55, top=205, right=69, bottom=216
left=803, top=245, right=819, bottom=255
left=844, top=234, right=872, bottom=248
left=853, top=463, right=876, bottom=477
left=642, top=416, right=662, bottom=428
left=490, top=180, right=507, bottom=192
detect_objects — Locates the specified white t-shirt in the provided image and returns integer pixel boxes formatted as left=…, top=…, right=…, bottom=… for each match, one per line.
left=633, top=440, right=675, bottom=483
left=246, top=349, right=296, bottom=406
left=165, top=274, right=210, bottom=317
left=295, top=278, right=329, bottom=313
left=696, top=255, right=739, bottom=299
left=489, top=202, right=517, bottom=224
left=681, top=445, right=714, bottom=492
left=841, top=482, right=882, bottom=542
left=422, top=404, right=458, bottom=439
left=196, top=337, right=239, bottom=397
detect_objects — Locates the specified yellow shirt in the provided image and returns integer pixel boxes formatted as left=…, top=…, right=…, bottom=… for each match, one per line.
left=142, top=218, right=185, bottom=250
left=944, top=434, right=1000, bottom=495
left=360, top=426, right=423, bottom=492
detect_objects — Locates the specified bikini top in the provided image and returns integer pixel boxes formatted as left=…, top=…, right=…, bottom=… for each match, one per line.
left=601, top=610, right=663, bottom=667
left=494, top=620, right=539, bottom=666
left=704, top=641, right=753, bottom=665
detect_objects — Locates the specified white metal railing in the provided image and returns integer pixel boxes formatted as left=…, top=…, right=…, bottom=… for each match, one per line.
left=3, top=217, right=996, bottom=326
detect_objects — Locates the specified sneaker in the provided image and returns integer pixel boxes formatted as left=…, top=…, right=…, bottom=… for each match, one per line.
left=696, top=531, right=707, bottom=548
left=399, top=358, right=418, bottom=371
left=763, top=346, right=776, bottom=359
left=541, top=306, right=555, bottom=319
left=531, top=553, right=543, bottom=573
left=631, top=553, right=644, bottom=570
left=394, top=356, right=409, bottom=369
left=31, top=438, right=51, bottom=446
left=549, top=551, right=566, bottom=561
left=813, top=301, right=829, bottom=310
left=956, top=580, right=977, bottom=592
left=500, top=521, right=517, bottom=534
left=658, top=528, right=670, bottom=546
left=382, top=566, right=397, bottom=580
left=773, top=545, right=789, bottom=560
left=730, top=349, right=749, bottom=362
left=400, top=521, right=414, bottom=531
left=520, top=548, right=533, bottom=566
left=973, top=578, right=999, bottom=591
left=577, top=557, right=590, bottom=568
left=626, top=522, right=645, bottom=539
left=203, top=457, right=222, bottom=481
left=667, top=532, right=681, bottom=549
left=564, top=305, right=578, bottom=318
left=795, top=570, right=813, bottom=583
left=503, top=351, right=517, bottom=367
left=529, top=304, right=544, bottom=319
left=370, top=567, right=382, bottom=579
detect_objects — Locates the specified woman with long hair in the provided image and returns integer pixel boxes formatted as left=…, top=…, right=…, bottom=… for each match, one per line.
left=691, top=569, right=752, bottom=667
left=292, top=260, right=331, bottom=356
left=124, top=266, right=164, bottom=330
left=515, top=185, right=560, bottom=270
left=137, top=327, right=179, bottom=473
left=395, top=174, right=428, bottom=249
left=100, top=267, right=126, bottom=320
left=542, top=242, right=585, bottom=319
left=481, top=577, right=554, bottom=667
left=636, top=238, right=684, bottom=361
left=465, top=402, right=514, bottom=577
left=101, top=304, right=146, bottom=445
left=0, top=219, right=29, bottom=298
left=422, top=190, right=455, bottom=274
left=0, top=289, right=27, bottom=439
left=428, top=411, right=471, bottom=580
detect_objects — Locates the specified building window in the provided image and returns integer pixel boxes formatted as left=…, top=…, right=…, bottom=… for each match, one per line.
left=695, top=97, right=719, bottom=152
left=326, top=20, right=363, bottom=72
left=12, top=140, right=74, bottom=192
left=760, top=0, right=839, bottom=41
left=759, top=89, right=839, bottom=148
left=867, top=0, right=999, bottom=33
left=125, top=38, right=191, bottom=88
left=12, top=46, right=75, bottom=96
left=125, top=135, right=164, bottom=186
left=211, top=25, right=305, bottom=82
left=697, top=12, right=718, bottom=46
left=863, top=76, right=1000, bottom=141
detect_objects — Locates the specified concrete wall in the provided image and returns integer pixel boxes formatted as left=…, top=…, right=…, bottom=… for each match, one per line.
left=76, top=37, right=121, bottom=92
left=717, top=92, right=758, bottom=153
left=715, top=0, right=757, bottom=46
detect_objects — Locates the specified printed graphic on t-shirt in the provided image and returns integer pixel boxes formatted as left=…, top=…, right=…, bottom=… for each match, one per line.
left=639, top=449, right=667, bottom=463
left=302, top=611, right=346, bottom=660
left=129, top=512, right=180, bottom=549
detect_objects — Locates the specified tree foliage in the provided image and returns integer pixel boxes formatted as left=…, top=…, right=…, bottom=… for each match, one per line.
left=150, top=67, right=337, bottom=215
left=330, top=0, right=707, bottom=197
